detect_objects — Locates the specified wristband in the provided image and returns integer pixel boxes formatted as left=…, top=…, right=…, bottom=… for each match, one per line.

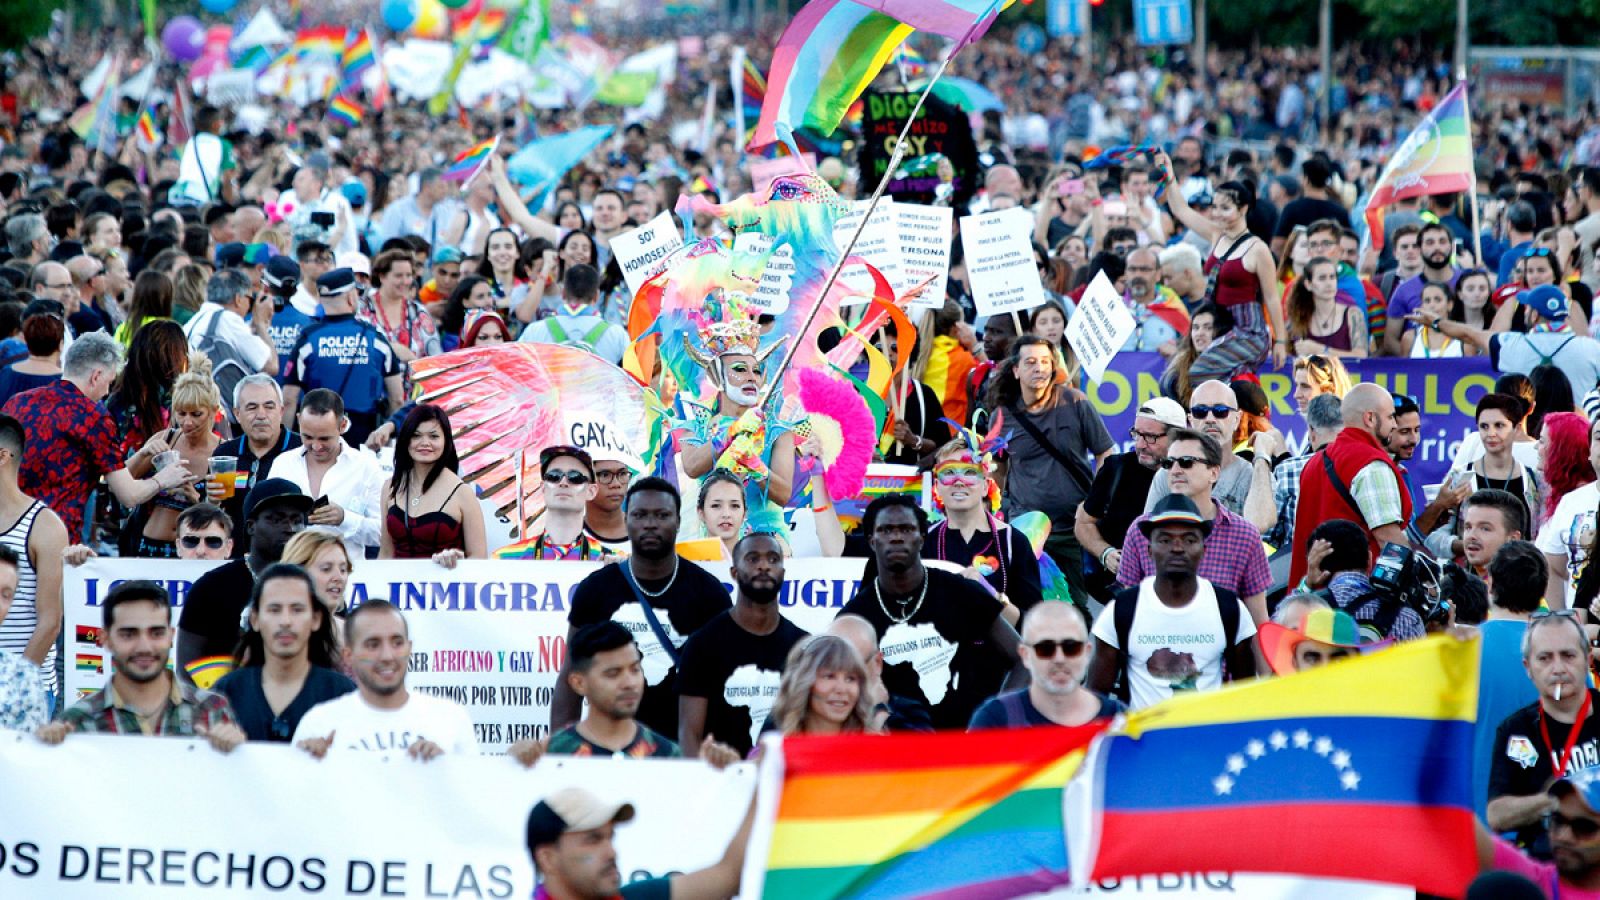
left=1099, top=547, right=1116, bottom=567
left=813, top=502, right=832, bottom=514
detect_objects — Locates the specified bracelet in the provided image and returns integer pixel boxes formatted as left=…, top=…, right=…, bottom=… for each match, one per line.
left=813, top=503, right=832, bottom=514
left=1099, top=547, right=1116, bottom=566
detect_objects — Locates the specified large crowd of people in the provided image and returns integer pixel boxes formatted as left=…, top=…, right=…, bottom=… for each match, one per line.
left=8, top=4, right=1600, bottom=897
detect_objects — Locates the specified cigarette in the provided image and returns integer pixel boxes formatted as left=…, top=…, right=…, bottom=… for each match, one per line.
left=1558, top=684, right=1565, bottom=701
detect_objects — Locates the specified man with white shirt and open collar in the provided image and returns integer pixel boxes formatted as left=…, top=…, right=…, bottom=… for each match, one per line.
left=266, top=388, right=383, bottom=559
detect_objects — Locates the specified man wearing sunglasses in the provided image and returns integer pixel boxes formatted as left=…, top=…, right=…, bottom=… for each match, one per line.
left=1144, top=380, right=1264, bottom=523
left=174, top=503, right=233, bottom=561
left=1480, top=769, right=1600, bottom=896
left=1489, top=611, right=1600, bottom=860
left=495, top=446, right=614, bottom=561
left=1077, top=397, right=1187, bottom=606
left=969, top=602, right=1122, bottom=729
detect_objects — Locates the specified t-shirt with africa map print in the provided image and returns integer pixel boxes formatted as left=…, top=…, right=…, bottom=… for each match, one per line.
left=677, top=610, right=809, bottom=756
left=840, top=569, right=1005, bottom=730
left=1091, top=577, right=1257, bottom=711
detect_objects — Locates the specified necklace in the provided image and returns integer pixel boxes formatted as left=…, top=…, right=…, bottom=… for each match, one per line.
left=1312, top=304, right=1340, bottom=334
left=935, top=519, right=1008, bottom=598
left=874, top=572, right=929, bottom=625
left=630, top=555, right=679, bottom=598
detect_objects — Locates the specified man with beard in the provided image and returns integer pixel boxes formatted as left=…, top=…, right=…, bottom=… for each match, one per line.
left=1385, top=223, right=1462, bottom=356
left=1490, top=612, right=1600, bottom=859
left=177, top=478, right=311, bottom=685
left=212, top=564, right=355, bottom=742
left=1291, top=383, right=1415, bottom=588
left=969, top=602, right=1122, bottom=729
left=839, top=495, right=1026, bottom=730
left=554, top=477, right=730, bottom=739
left=294, top=600, right=478, bottom=759
left=1480, top=769, right=1600, bottom=895
left=1078, top=398, right=1187, bottom=603
left=36, top=581, right=244, bottom=750
left=678, top=532, right=809, bottom=756
left=1118, top=247, right=1189, bottom=357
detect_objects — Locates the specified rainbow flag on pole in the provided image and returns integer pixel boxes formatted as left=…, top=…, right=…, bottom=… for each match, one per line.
left=341, top=28, right=375, bottom=81
left=749, top=0, right=1014, bottom=149
left=1363, top=81, right=1475, bottom=251
left=1067, top=635, right=1481, bottom=897
left=134, top=106, right=161, bottom=152
left=328, top=91, right=363, bottom=127
left=749, top=725, right=1105, bottom=898
left=443, top=135, right=499, bottom=183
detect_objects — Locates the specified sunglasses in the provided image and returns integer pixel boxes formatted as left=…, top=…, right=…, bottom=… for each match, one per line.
left=543, top=469, right=591, bottom=486
left=1547, top=811, right=1600, bottom=840
left=1159, top=455, right=1208, bottom=470
left=179, top=535, right=227, bottom=550
left=1030, top=638, right=1088, bottom=659
left=935, top=465, right=983, bottom=486
left=1526, top=247, right=1555, bottom=258
left=1533, top=609, right=1582, bottom=621
left=1189, top=405, right=1237, bottom=420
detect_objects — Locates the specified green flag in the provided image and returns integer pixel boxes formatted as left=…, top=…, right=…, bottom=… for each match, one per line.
left=141, top=0, right=158, bottom=40
left=428, top=15, right=483, bottom=117
left=595, top=71, right=657, bottom=107
left=498, top=0, right=550, bottom=64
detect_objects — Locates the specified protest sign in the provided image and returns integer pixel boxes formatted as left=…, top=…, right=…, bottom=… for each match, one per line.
left=561, top=411, right=645, bottom=470
left=0, top=734, right=753, bottom=899
left=959, top=207, right=1046, bottom=317
left=832, top=198, right=906, bottom=304
left=859, top=90, right=980, bottom=209
left=734, top=232, right=796, bottom=313
left=62, top=559, right=863, bottom=753
left=1065, top=271, right=1137, bottom=382
left=609, top=211, right=685, bottom=300
left=893, top=203, right=952, bottom=310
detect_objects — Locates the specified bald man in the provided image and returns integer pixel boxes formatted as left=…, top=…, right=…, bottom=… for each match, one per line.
left=1145, top=380, right=1270, bottom=526
left=826, top=614, right=932, bottom=733
left=230, top=207, right=267, bottom=244
left=1289, top=382, right=1415, bottom=587
left=65, top=255, right=114, bottom=334
left=972, top=164, right=1025, bottom=214
left=969, top=603, right=1122, bottom=729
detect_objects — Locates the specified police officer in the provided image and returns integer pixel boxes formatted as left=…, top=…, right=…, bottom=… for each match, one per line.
left=280, top=268, right=402, bottom=445
left=263, top=256, right=310, bottom=379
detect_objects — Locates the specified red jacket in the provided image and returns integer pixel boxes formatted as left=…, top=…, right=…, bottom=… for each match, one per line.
left=1290, top=427, right=1413, bottom=587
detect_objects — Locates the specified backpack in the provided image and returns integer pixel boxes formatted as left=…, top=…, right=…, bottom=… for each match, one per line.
left=1111, top=582, right=1243, bottom=704
left=192, top=307, right=255, bottom=424
left=1317, top=586, right=1405, bottom=644
left=543, top=318, right=612, bottom=355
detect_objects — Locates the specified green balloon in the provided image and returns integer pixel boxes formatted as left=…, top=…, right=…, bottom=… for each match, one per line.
left=439, top=0, right=472, bottom=7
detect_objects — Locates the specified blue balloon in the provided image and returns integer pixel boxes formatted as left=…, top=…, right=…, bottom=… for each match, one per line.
left=381, top=0, right=419, bottom=32
left=198, top=0, right=237, bottom=14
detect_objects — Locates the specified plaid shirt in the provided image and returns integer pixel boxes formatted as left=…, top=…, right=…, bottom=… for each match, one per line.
left=1119, top=504, right=1273, bottom=599
left=1266, top=451, right=1314, bottom=549
left=1327, top=571, right=1427, bottom=642
left=60, top=673, right=237, bottom=736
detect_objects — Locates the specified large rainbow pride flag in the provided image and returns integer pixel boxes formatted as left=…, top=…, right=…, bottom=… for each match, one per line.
left=1364, top=81, right=1474, bottom=250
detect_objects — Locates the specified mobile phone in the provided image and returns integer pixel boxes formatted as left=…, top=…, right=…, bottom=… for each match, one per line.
left=1059, top=179, right=1085, bottom=197
left=311, top=496, right=330, bottom=512
left=310, top=210, right=336, bottom=228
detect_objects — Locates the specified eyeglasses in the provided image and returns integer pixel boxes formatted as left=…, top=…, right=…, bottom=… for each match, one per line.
left=935, top=464, right=983, bottom=486
left=594, top=469, right=630, bottom=485
left=1547, top=811, right=1600, bottom=840
left=179, top=535, right=227, bottom=550
left=1029, top=638, right=1088, bottom=659
left=543, top=469, right=591, bottom=486
left=1159, top=455, right=1208, bottom=470
left=1129, top=428, right=1167, bottom=444
left=1189, top=405, right=1237, bottom=420
left=44, top=282, right=71, bottom=290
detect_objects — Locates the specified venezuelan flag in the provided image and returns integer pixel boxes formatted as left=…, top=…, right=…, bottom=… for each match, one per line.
left=1364, top=81, right=1475, bottom=250
left=1068, top=635, right=1480, bottom=897
left=328, top=92, right=363, bottom=127
left=752, top=725, right=1105, bottom=898
left=443, top=136, right=498, bottom=183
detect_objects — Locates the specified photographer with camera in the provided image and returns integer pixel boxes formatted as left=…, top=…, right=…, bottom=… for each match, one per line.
left=276, top=153, right=354, bottom=256
left=1300, top=519, right=1428, bottom=642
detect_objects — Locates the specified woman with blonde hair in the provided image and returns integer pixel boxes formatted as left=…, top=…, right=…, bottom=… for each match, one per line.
left=770, top=635, right=877, bottom=737
left=130, top=354, right=222, bottom=557
left=280, top=527, right=356, bottom=675
left=1290, top=354, right=1352, bottom=417
left=172, top=264, right=207, bottom=327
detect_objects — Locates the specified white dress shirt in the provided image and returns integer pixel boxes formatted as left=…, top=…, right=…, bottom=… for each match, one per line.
left=267, top=442, right=384, bottom=558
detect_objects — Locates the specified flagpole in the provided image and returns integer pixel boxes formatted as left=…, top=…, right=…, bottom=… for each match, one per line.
left=1462, top=79, right=1484, bottom=268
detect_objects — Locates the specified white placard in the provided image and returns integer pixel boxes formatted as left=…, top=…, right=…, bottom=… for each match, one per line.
left=897, top=203, right=953, bottom=310
left=958, top=206, right=1046, bottom=316
left=833, top=199, right=907, bottom=304
left=560, top=411, right=645, bottom=471
left=734, top=231, right=796, bottom=313
left=1064, top=270, right=1137, bottom=383
left=609, top=211, right=685, bottom=301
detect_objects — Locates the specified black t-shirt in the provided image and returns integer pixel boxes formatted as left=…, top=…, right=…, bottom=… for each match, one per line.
left=1489, top=691, right=1600, bottom=856
left=1273, top=197, right=1351, bottom=238
left=177, top=559, right=255, bottom=663
left=1081, top=451, right=1159, bottom=552
left=212, top=665, right=356, bottom=742
left=838, top=568, right=1005, bottom=730
left=923, top=521, right=1042, bottom=612
left=215, top=430, right=302, bottom=558
left=677, top=609, right=809, bottom=756
left=568, top=559, right=731, bottom=739
left=968, top=688, right=1124, bottom=729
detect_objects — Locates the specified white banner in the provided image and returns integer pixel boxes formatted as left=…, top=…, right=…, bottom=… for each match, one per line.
left=1064, top=271, right=1137, bottom=383
left=959, top=206, right=1047, bottom=317
left=832, top=199, right=907, bottom=304
left=897, top=203, right=953, bottom=311
left=63, top=559, right=864, bottom=753
left=609, top=211, right=685, bottom=301
left=0, top=733, right=753, bottom=899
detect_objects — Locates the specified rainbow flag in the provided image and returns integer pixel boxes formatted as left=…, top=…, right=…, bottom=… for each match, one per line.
left=1364, top=82, right=1475, bottom=251
left=443, top=136, right=499, bottom=183
left=1067, top=636, right=1480, bottom=897
left=183, top=655, right=234, bottom=690
left=452, top=8, right=507, bottom=55
left=67, top=52, right=122, bottom=154
left=749, top=0, right=1014, bottom=149
left=341, top=28, right=375, bottom=80
left=293, top=25, right=346, bottom=61
left=328, top=91, right=363, bottom=127
left=134, top=106, right=160, bottom=153
left=750, top=725, right=1106, bottom=898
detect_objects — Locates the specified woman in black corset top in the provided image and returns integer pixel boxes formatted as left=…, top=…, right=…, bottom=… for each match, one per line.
left=379, top=404, right=487, bottom=563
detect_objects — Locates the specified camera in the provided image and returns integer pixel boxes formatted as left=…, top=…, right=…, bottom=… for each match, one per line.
left=1370, top=542, right=1466, bottom=628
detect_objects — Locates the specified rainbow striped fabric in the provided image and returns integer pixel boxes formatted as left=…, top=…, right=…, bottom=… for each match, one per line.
left=292, top=25, right=346, bottom=61
left=134, top=106, right=160, bottom=152
left=749, top=0, right=1013, bottom=149
left=1364, top=82, right=1474, bottom=250
left=752, top=725, right=1105, bottom=898
left=328, top=92, right=363, bottom=127
left=1068, top=635, right=1481, bottom=897
left=443, top=136, right=498, bottom=182
left=341, top=28, right=375, bottom=80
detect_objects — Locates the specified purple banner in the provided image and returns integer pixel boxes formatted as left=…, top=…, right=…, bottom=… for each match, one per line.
left=1082, top=353, right=1499, bottom=488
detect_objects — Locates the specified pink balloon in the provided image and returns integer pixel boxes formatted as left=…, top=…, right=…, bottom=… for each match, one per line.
left=161, top=16, right=206, bottom=62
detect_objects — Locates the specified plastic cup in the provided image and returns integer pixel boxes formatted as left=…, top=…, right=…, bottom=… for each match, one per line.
left=208, top=456, right=238, bottom=500
left=152, top=450, right=181, bottom=472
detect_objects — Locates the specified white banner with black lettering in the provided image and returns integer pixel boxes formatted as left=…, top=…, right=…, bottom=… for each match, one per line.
left=0, top=733, right=752, bottom=899
left=62, top=559, right=864, bottom=753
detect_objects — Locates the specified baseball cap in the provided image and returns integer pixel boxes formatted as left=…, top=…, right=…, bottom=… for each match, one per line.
left=339, top=180, right=369, bottom=208
left=243, top=478, right=313, bottom=521
left=1135, top=397, right=1187, bottom=431
left=215, top=242, right=246, bottom=267
left=525, top=788, right=635, bottom=853
left=432, top=246, right=465, bottom=265
left=1550, top=769, right=1600, bottom=814
left=1517, top=284, right=1568, bottom=321
left=540, top=444, right=595, bottom=478
left=317, top=268, right=357, bottom=297
left=242, top=243, right=273, bottom=266
left=1258, top=607, right=1364, bottom=676
left=263, top=257, right=301, bottom=291
left=336, top=252, right=371, bottom=277
left=1137, top=494, right=1212, bottom=538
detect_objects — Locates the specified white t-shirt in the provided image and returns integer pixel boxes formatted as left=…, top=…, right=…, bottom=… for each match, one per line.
left=1537, top=480, right=1600, bottom=606
left=183, top=303, right=274, bottom=373
left=1092, top=578, right=1257, bottom=711
left=291, top=690, right=479, bottom=756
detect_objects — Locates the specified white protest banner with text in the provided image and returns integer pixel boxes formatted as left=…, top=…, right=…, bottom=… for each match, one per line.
left=896, top=203, right=953, bottom=310
left=0, top=734, right=753, bottom=899
left=959, top=206, right=1045, bottom=316
left=832, top=198, right=907, bottom=304
left=734, top=232, right=796, bottom=313
left=1064, top=270, right=1136, bottom=383
left=609, top=211, right=685, bottom=300
left=63, top=559, right=863, bottom=753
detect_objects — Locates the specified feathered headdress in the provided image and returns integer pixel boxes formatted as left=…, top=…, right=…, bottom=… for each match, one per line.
left=935, top=411, right=1010, bottom=514
left=682, top=290, right=786, bottom=380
